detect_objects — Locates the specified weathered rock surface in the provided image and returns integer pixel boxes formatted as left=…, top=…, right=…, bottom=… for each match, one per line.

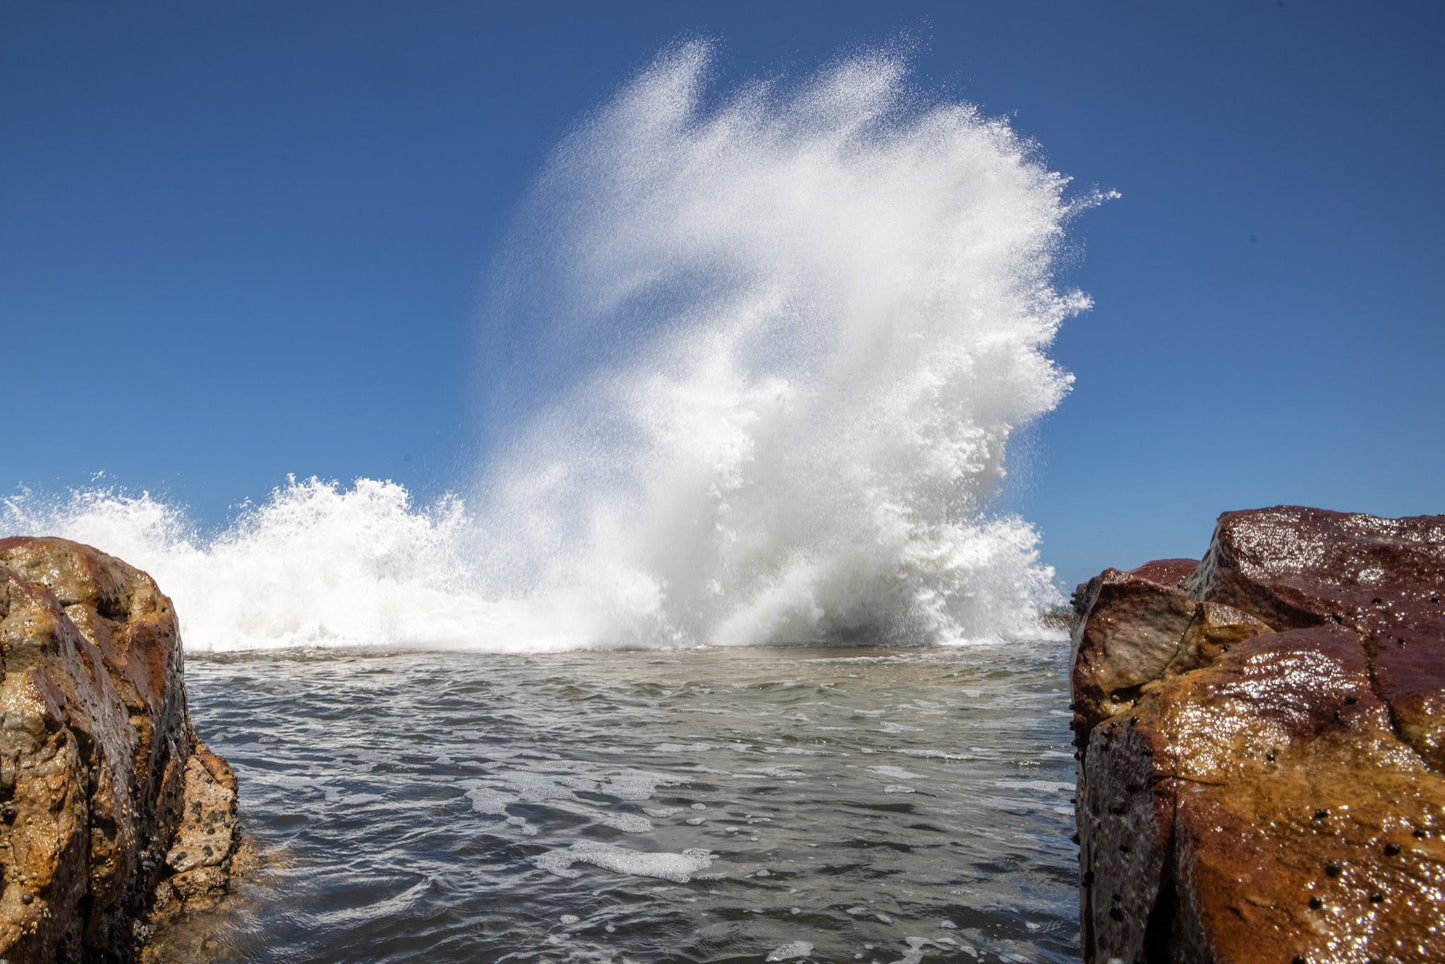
left=1072, top=507, right=1445, bottom=963
left=0, top=537, right=243, bottom=962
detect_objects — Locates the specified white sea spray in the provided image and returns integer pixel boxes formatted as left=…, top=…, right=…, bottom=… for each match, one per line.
left=4, top=42, right=1101, bottom=652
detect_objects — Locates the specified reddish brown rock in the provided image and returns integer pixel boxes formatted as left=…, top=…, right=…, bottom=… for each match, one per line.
left=1128, top=557, right=1199, bottom=590
left=1184, top=507, right=1445, bottom=771
left=0, top=537, right=243, bottom=962
left=1073, top=508, right=1445, bottom=963
left=154, top=746, right=240, bottom=910
left=1070, top=566, right=1269, bottom=745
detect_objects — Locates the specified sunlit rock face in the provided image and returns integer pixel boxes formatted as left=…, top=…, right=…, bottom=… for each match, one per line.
left=1071, top=507, right=1445, bottom=964
left=0, top=537, right=243, bottom=962
left=1186, top=507, right=1445, bottom=772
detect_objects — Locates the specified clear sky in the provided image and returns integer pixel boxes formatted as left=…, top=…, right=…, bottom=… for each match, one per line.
left=4, top=1, right=1442, bottom=590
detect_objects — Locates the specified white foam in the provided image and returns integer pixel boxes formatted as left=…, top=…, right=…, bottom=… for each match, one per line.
left=767, top=940, right=814, bottom=961
left=533, top=842, right=714, bottom=883
left=869, top=765, right=926, bottom=780
left=890, top=937, right=940, bottom=964
left=744, top=766, right=806, bottom=778
left=654, top=742, right=715, bottom=754
left=597, top=812, right=654, bottom=833
left=899, top=749, right=971, bottom=761
left=463, top=787, right=510, bottom=815
left=601, top=769, right=682, bottom=801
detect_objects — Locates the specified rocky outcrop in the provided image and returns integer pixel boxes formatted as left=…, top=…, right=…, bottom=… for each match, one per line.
left=1071, top=507, right=1445, bottom=963
left=0, top=537, right=243, bottom=961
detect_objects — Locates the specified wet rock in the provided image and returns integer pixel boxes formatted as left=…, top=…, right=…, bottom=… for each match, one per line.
left=156, top=746, right=243, bottom=909
left=0, top=537, right=243, bottom=961
left=1127, top=557, right=1199, bottom=590
left=1072, top=508, right=1445, bottom=963
left=1070, top=564, right=1269, bottom=745
left=1070, top=567, right=1197, bottom=738
left=1184, top=506, right=1445, bottom=771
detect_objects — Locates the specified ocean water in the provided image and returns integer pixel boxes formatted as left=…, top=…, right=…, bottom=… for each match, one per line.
left=5, top=41, right=1097, bottom=962
left=174, top=643, right=1078, bottom=962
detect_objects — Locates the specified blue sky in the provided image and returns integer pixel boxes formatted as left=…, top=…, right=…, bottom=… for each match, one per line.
left=3, top=1, right=1442, bottom=589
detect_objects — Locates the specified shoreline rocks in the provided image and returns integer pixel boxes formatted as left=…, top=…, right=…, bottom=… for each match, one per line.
left=0, top=537, right=244, bottom=961
left=1070, top=506, right=1445, bottom=962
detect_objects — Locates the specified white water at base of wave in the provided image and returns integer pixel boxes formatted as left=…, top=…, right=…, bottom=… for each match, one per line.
left=1, top=477, right=1057, bottom=652
left=1, top=479, right=550, bottom=652
left=3, top=42, right=1100, bottom=653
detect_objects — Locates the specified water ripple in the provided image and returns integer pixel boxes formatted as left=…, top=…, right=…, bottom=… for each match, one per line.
left=177, top=643, right=1080, bottom=962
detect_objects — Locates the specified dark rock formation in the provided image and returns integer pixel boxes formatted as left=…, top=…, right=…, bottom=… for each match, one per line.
left=0, top=537, right=243, bottom=962
left=1071, top=507, right=1445, bottom=963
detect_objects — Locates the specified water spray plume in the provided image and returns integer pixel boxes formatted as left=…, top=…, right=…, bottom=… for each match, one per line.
left=5, top=42, right=1102, bottom=651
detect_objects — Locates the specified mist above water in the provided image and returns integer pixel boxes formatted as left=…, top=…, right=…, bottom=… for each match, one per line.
left=5, top=42, right=1099, bottom=652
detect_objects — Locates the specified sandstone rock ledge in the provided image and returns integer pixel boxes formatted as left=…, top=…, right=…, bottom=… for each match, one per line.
left=1071, top=507, right=1445, bottom=963
left=0, top=537, right=245, bottom=962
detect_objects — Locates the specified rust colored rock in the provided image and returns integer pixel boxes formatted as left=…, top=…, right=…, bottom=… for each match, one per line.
left=157, top=746, right=241, bottom=909
left=0, top=537, right=242, bottom=962
left=1071, top=568, right=1197, bottom=740
left=1070, top=566, right=1269, bottom=746
left=1073, top=508, right=1445, bottom=963
left=1185, top=506, right=1445, bottom=770
left=1128, top=557, right=1198, bottom=589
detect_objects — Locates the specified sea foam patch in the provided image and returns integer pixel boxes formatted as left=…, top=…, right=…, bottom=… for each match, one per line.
left=533, top=842, right=715, bottom=884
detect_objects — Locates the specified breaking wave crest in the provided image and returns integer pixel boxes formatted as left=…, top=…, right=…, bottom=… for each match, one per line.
left=4, top=42, right=1098, bottom=651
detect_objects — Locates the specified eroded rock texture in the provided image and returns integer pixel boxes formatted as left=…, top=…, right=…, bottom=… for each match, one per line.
left=1072, top=507, right=1445, bottom=963
left=0, top=537, right=242, bottom=962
